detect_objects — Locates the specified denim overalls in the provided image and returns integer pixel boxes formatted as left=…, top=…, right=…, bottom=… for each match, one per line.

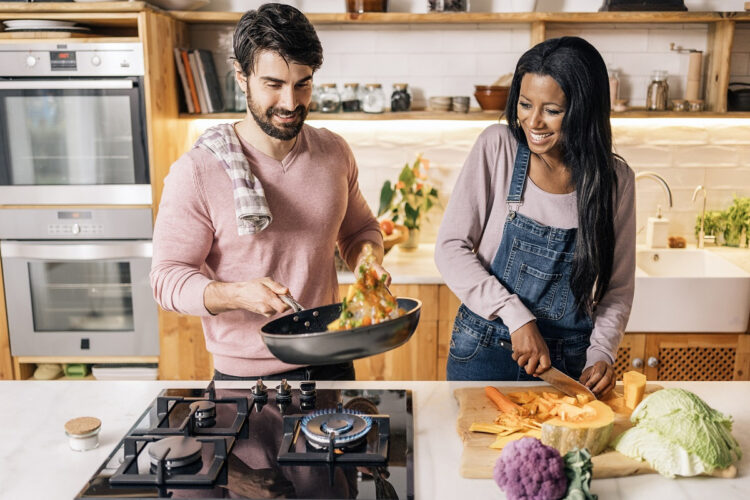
left=446, top=143, right=593, bottom=381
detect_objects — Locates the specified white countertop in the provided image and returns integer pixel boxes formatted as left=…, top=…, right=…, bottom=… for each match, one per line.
left=338, top=243, right=443, bottom=284
left=337, top=243, right=750, bottom=284
left=0, top=380, right=748, bottom=500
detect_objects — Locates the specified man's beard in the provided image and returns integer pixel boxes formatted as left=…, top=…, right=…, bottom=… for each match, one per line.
left=246, top=89, right=307, bottom=141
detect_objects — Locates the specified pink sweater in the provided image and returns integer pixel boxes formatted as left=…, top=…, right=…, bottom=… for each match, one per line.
left=151, top=124, right=382, bottom=377
left=435, top=124, right=636, bottom=368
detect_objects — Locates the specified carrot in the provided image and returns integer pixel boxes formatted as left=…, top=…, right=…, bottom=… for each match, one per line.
left=485, top=386, right=522, bottom=414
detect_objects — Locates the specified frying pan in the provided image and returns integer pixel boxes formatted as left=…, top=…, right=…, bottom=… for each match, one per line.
left=260, top=298, right=421, bottom=365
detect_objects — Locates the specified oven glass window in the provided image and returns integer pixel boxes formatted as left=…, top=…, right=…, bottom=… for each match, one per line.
left=28, top=261, right=134, bottom=332
left=5, top=94, right=136, bottom=185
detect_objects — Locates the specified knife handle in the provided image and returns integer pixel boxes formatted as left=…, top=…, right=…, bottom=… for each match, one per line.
left=498, top=339, right=513, bottom=352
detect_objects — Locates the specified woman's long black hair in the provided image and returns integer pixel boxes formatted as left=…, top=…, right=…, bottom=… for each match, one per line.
left=506, top=36, right=618, bottom=315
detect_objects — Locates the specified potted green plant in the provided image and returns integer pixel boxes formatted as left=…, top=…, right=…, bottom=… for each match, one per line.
left=695, top=196, right=750, bottom=247
left=378, top=154, right=439, bottom=250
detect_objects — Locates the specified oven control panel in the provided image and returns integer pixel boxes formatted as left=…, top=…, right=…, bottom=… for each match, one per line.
left=48, top=223, right=104, bottom=236
left=0, top=42, right=144, bottom=77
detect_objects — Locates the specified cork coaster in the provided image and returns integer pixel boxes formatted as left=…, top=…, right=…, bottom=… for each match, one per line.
left=64, top=416, right=101, bottom=436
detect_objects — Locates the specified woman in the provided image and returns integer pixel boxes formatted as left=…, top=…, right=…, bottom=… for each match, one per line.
left=435, top=37, right=635, bottom=397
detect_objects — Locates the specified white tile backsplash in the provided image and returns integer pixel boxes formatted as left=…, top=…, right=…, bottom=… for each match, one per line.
left=186, top=12, right=750, bottom=246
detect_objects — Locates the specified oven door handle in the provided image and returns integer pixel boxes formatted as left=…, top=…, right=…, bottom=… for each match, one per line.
left=0, top=241, right=152, bottom=260
left=0, top=80, right=134, bottom=90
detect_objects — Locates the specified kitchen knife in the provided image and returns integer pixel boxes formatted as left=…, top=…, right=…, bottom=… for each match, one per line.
left=497, top=338, right=597, bottom=400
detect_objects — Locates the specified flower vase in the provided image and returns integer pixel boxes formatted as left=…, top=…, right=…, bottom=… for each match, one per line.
left=399, top=228, right=420, bottom=251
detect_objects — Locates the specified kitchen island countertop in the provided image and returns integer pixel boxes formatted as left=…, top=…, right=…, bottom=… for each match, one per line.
left=0, top=380, right=747, bottom=500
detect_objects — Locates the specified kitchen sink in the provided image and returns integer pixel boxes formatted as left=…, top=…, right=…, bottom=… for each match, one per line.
left=626, top=248, right=750, bottom=332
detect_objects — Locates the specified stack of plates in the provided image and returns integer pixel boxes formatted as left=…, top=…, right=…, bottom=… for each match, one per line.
left=2, top=20, right=91, bottom=34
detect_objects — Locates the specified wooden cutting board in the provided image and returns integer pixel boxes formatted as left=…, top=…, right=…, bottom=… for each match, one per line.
left=454, top=384, right=665, bottom=479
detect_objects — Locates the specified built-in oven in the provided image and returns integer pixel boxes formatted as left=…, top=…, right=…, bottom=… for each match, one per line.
left=0, top=208, right=158, bottom=356
left=0, top=42, right=150, bottom=205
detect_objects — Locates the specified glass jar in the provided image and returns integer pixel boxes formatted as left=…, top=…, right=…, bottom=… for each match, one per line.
left=607, top=68, right=619, bottom=111
left=309, top=84, right=321, bottom=112
left=391, top=83, right=411, bottom=112
left=224, top=70, right=246, bottom=112
left=428, top=0, right=469, bottom=11
left=362, top=83, right=386, bottom=114
left=646, top=70, right=669, bottom=111
left=319, top=83, right=341, bottom=113
left=341, top=83, right=361, bottom=112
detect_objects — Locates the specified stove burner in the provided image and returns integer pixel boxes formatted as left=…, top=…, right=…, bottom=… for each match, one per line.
left=190, top=400, right=216, bottom=419
left=148, top=436, right=203, bottom=469
left=301, top=409, right=372, bottom=449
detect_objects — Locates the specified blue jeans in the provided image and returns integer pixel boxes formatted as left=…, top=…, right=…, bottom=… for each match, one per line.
left=446, top=305, right=588, bottom=381
left=213, top=361, right=355, bottom=381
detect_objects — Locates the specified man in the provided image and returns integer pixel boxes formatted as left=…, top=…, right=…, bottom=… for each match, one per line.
left=151, top=3, right=386, bottom=381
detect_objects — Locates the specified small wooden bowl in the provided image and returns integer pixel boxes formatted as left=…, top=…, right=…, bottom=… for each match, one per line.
left=383, top=224, right=409, bottom=254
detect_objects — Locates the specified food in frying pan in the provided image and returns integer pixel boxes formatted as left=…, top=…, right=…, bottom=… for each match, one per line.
left=328, top=246, right=404, bottom=330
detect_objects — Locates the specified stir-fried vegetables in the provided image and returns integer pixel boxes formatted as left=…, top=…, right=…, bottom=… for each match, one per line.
left=328, top=247, right=404, bottom=330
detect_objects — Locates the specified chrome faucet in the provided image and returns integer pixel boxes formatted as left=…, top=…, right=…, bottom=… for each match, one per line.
left=691, top=185, right=713, bottom=248
left=635, top=171, right=673, bottom=211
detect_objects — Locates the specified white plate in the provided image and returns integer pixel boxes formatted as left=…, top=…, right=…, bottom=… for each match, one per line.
left=3, top=20, right=79, bottom=29
left=3, top=27, right=91, bottom=33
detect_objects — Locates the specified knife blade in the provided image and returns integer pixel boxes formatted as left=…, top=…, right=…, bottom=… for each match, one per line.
left=497, top=338, right=597, bottom=400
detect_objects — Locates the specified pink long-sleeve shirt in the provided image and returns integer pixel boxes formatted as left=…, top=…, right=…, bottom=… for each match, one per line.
left=435, top=124, right=636, bottom=368
left=150, top=124, right=382, bottom=377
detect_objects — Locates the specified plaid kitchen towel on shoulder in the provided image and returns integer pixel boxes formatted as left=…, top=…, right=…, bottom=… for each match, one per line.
left=193, top=123, right=272, bottom=235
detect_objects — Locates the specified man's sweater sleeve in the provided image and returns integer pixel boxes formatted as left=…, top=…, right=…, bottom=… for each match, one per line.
left=334, top=136, right=383, bottom=264
left=150, top=151, right=214, bottom=316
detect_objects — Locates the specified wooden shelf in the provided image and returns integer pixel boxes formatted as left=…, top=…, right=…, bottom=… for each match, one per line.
left=170, top=11, right=750, bottom=25
left=178, top=110, right=750, bottom=120
left=0, top=2, right=149, bottom=13
left=179, top=110, right=506, bottom=120
left=0, top=12, right=140, bottom=28
left=15, top=356, right=159, bottom=364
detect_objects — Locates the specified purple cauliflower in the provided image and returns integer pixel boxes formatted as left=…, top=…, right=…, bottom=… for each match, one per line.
left=493, top=437, right=567, bottom=500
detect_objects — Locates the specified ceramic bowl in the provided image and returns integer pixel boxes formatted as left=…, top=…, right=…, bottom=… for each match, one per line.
left=474, top=85, right=509, bottom=111
left=428, top=96, right=453, bottom=112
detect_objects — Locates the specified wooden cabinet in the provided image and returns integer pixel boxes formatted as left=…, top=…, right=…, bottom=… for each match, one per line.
left=612, top=333, right=750, bottom=381
left=346, top=284, right=440, bottom=381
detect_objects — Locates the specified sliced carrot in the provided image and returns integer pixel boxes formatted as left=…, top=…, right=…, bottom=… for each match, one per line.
left=485, top=386, right=522, bottom=414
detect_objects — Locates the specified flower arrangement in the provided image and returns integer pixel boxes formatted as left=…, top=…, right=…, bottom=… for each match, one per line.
left=378, top=154, right=439, bottom=231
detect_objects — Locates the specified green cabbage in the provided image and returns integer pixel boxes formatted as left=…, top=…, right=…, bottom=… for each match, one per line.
left=614, top=388, right=742, bottom=477
left=614, top=427, right=707, bottom=478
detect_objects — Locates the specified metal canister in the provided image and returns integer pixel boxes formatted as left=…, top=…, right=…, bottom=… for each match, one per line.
left=646, top=70, right=669, bottom=111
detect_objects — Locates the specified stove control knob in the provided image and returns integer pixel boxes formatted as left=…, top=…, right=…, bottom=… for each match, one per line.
left=299, top=381, right=316, bottom=401
left=26, top=55, right=37, bottom=68
left=91, top=55, right=102, bottom=67
left=276, top=378, right=292, bottom=401
left=252, top=378, right=268, bottom=400
left=72, top=223, right=81, bottom=235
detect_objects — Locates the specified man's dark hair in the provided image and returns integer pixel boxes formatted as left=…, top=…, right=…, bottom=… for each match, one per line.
left=233, top=3, right=323, bottom=75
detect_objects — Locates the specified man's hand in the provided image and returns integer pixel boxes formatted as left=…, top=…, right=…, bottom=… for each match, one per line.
left=204, top=278, right=291, bottom=317
left=580, top=361, right=616, bottom=398
left=509, top=321, right=551, bottom=376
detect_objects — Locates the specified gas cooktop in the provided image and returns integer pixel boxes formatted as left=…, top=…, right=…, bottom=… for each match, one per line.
left=75, top=381, right=413, bottom=499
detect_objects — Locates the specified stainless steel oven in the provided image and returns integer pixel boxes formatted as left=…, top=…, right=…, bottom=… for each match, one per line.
left=0, top=42, right=150, bottom=205
left=0, top=208, right=158, bottom=356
